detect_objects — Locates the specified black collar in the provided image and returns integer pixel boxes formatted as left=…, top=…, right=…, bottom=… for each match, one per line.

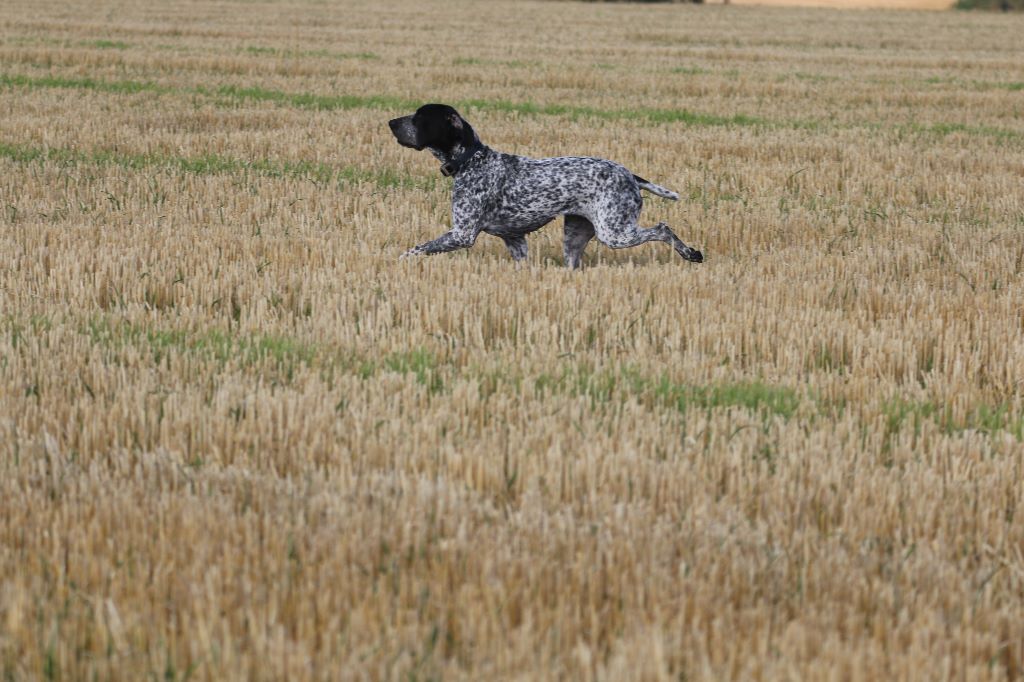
left=440, top=143, right=484, bottom=177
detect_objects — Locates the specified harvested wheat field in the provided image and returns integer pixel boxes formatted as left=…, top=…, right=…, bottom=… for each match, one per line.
left=1, top=0, right=1023, bottom=679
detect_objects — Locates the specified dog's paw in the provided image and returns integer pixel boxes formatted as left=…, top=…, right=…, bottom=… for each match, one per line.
left=682, top=247, right=703, bottom=263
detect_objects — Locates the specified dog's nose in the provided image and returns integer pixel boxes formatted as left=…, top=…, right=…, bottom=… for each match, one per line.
left=388, top=118, right=401, bottom=130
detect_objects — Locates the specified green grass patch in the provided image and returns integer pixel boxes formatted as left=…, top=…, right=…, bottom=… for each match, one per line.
left=0, top=73, right=165, bottom=95
left=210, top=84, right=415, bottom=113
left=5, top=315, right=1022, bottom=440
left=243, top=46, right=379, bottom=60
left=86, top=39, right=131, bottom=50
left=0, top=140, right=432, bottom=190
left=5, top=71, right=1021, bottom=140
left=918, top=75, right=1023, bottom=92
left=84, top=318, right=319, bottom=370
left=244, top=46, right=278, bottom=56
left=654, top=378, right=800, bottom=419
left=903, top=120, right=1023, bottom=142
left=883, top=397, right=1024, bottom=439
left=1, top=71, right=772, bottom=130
left=78, top=319, right=446, bottom=392
left=955, top=0, right=1024, bottom=9
left=453, top=57, right=533, bottom=68
left=790, top=72, right=839, bottom=83
left=537, top=365, right=801, bottom=419
left=77, top=318, right=443, bottom=392
left=670, top=66, right=709, bottom=76
left=456, top=96, right=770, bottom=128
left=383, top=349, right=444, bottom=394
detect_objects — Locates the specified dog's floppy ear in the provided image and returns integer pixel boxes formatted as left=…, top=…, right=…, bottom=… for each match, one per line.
left=448, top=111, right=478, bottom=148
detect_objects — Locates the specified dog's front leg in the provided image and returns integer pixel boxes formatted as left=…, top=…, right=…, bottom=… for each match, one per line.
left=400, top=227, right=479, bottom=259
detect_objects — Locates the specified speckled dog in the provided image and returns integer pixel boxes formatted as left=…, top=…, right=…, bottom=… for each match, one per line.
left=388, top=104, right=703, bottom=269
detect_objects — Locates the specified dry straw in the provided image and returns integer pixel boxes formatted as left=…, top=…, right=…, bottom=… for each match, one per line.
left=1, top=0, right=1022, bottom=679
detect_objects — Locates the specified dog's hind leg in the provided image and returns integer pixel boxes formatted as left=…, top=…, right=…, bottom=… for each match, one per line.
left=563, top=215, right=595, bottom=269
left=594, top=219, right=703, bottom=263
left=502, top=235, right=528, bottom=262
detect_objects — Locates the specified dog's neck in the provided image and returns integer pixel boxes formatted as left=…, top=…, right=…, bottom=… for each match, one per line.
left=428, top=124, right=486, bottom=177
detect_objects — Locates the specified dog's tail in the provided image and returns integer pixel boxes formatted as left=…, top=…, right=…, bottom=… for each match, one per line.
left=633, top=175, right=679, bottom=201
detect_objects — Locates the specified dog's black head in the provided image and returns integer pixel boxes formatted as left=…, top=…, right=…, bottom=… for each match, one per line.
left=388, top=104, right=477, bottom=156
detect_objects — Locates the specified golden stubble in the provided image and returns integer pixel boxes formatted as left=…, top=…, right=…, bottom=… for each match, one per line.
left=1, top=0, right=1023, bottom=679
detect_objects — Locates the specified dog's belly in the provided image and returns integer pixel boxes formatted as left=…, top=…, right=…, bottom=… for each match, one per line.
left=483, top=216, right=554, bottom=238
left=485, top=195, right=579, bottom=235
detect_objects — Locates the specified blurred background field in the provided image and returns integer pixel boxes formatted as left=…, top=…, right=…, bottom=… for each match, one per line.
left=1, top=0, right=1023, bottom=679
left=717, top=0, right=954, bottom=8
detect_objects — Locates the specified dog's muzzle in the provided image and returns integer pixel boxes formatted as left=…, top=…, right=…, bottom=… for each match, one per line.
left=388, top=117, right=420, bottom=149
